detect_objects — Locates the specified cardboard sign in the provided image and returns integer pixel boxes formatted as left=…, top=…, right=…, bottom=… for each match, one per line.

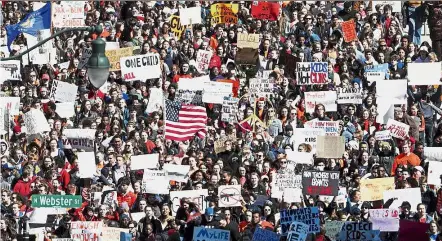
left=196, top=50, right=213, bottom=73
left=0, top=60, right=21, bottom=83
left=24, top=109, right=51, bottom=134
left=252, top=227, right=280, bottom=241
left=70, top=221, right=103, bottom=241
left=63, top=129, right=96, bottom=151
left=302, top=170, right=339, bottom=196
left=305, top=91, right=337, bottom=113
left=77, top=152, right=96, bottom=178
left=408, top=63, right=442, bottom=85
left=105, top=47, right=133, bottom=71
left=78, top=48, right=92, bottom=69
left=280, top=207, right=320, bottom=235
left=291, top=128, right=325, bottom=154
left=120, top=53, right=161, bottom=81
left=304, top=120, right=339, bottom=136
left=31, top=195, right=82, bottom=208
left=163, top=164, right=190, bottom=183
left=53, top=1, right=85, bottom=28
left=0, top=97, right=20, bottom=115
left=249, top=78, right=275, bottom=97
left=218, top=185, right=241, bottom=207
left=425, top=147, right=442, bottom=161
left=337, top=222, right=380, bottom=241
left=251, top=2, right=280, bottom=21
left=398, top=220, right=430, bottom=241
left=427, top=161, right=442, bottom=185
left=210, top=3, right=238, bottom=25
left=375, top=130, right=392, bottom=140
left=51, top=80, right=78, bottom=103
left=170, top=15, right=186, bottom=39
left=130, top=154, right=159, bottom=170
left=179, top=7, right=202, bottom=25
left=271, top=173, right=302, bottom=199
left=383, top=188, right=422, bottom=212
left=369, top=208, right=399, bottom=232
left=170, top=189, right=208, bottom=215
left=237, top=33, right=260, bottom=49
left=236, top=48, right=259, bottom=64
left=336, top=87, right=363, bottom=104
left=296, top=62, right=328, bottom=85
left=102, top=228, right=129, bottom=241
left=341, top=19, right=357, bottom=42
left=221, top=96, right=239, bottom=123
left=316, top=136, right=345, bottom=158
left=142, top=169, right=169, bottom=194
left=56, top=102, right=75, bottom=119
left=193, top=227, right=230, bottom=241
left=324, top=221, right=345, bottom=241
left=386, top=119, right=410, bottom=140
left=287, top=221, right=309, bottom=241
left=360, top=177, right=395, bottom=201
left=202, top=81, right=232, bottom=104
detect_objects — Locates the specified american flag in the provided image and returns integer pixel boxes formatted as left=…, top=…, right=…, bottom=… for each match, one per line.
left=165, top=99, right=207, bottom=141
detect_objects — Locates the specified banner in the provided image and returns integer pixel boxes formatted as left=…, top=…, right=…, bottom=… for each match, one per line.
left=218, top=185, right=241, bottom=207
left=341, top=19, right=357, bottom=42
left=425, top=147, right=442, bottom=161
left=280, top=207, right=320, bottom=235
left=316, top=136, right=345, bottom=158
left=63, top=129, right=96, bottom=151
left=193, top=227, right=230, bottom=241
left=408, top=62, right=442, bottom=85
left=0, top=60, right=21, bottom=83
left=196, top=50, right=213, bottom=73
left=398, top=220, right=430, bottom=241
left=305, top=91, right=337, bottom=113
left=210, top=3, right=238, bottom=25
left=24, top=109, right=51, bottom=134
left=170, top=15, right=186, bottom=39
left=292, top=128, right=325, bottom=154
left=53, top=1, right=85, bottom=28
left=386, top=119, right=410, bottom=140
left=384, top=188, right=422, bottom=212
left=105, top=47, right=133, bottom=71
left=325, top=221, right=345, bottom=241
left=70, top=221, right=103, bottom=241
left=77, top=152, right=96, bottom=178
left=221, top=96, right=239, bottom=123
left=428, top=161, right=442, bottom=185
left=287, top=221, right=309, bottom=241
left=51, top=80, right=78, bottom=103
left=369, top=208, right=399, bottom=232
left=360, top=177, right=395, bottom=201
left=179, top=7, right=202, bottom=25
left=237, top=33, right=260, bottom=49
left=121, top=53, right=161, bottom=81
left=163, top=164, right=190, bottom=183
left=336, top=87, right=363, bottom=104
left=304, top=120, right=339, bottom=136
left=296, top=62, right=328, bottom=85
left=142, top=169, right=169, bottom=194
left=302, top=170, right=339, bottom=196
left=251, top=2, right=280, bottom=21
left=249, top=78, right=275, bottom=97
left=337, top=222, right=380, bottom=241
left=375, top=130, right=391, bottom=141
left=130, top=154, right=159, bottom=170
left=202, top=81, right=232, bottom=104
left=102, top=227, right=129, bottom=241
left=170, top=189, right=208, bottom=215
left=0, top=97, right=20, bottom=115
left=252, top=227, right=280, bottom=241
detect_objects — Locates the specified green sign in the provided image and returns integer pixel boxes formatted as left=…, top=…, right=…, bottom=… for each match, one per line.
left=31, top=195, right=82, bottom=208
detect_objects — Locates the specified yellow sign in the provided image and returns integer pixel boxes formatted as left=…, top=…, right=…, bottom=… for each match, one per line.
left=210, top=3, right=238, bottom=25
left=170, top=15, right=186, bottom=39
left=105, top=47, right=133, bottom=71
left=360, top=177, right=395, bottom=201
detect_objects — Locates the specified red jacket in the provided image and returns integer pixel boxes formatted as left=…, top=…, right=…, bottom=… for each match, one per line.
left=13, top=176, right=36, bottom=197
left=117, top=191, right=137, bottom=208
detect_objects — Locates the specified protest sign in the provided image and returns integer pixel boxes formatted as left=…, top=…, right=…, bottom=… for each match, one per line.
left=237, top=33, right=260, bottom=49
left=71, top=221, right=103, bottom=241
left=249, top=78, right=275, bottom=97
left=78, top=48, right=92, bottom=69
left=286, top=151, right=314, bottom=165
left=105, top=42, right=120, bottom=51
left=296, top=62, right=328, bottom=85
left=56, top=102, right=75, bottom=119
left=214, top=135, right=235, bottom=154
left=386, top=119, right=410, bottom=140
left=31, top=195, right=82, bottom=208
left=170, top=15, right=186, bottom=39
left=179, top=7, right=202, bottom=25
left=202, top=81, right=232, bottom=104
left=372, top=1, right=402, bottom=12
left=337, top=222, right=380, bottom=241
left=142, top=169, right=169, bottom=194
left=0, top=60, right=21, bottom=83
left=408, top=62, right=442, bottom=85
left=196, top=50, right=213, bottom=73
left=236, top=47, right=259, bottom=64
left=105, top=47, right=133, bottom=71
left=366, top=71, right=386, bottom=82
left=145, top=88, right=163, bottom=113
left=280, top=207, right=320, bottom=235
left=341, top=19, right=357, bottom=42
left=51, top=80, right=78, bottom=103
left=365, top=63, right=388, bottom=82
left=305, top=91, right=337, bottom=113
left=398, top=220, right=430, bottom=241
left=53, top=1, right=85, bottom=28
left=221, top=96, right=239, bottom=123
left=251, top=2, right=280, bottom=21
left=193, top=227, right=230, bottom=241
left=252, top=227, right=280, bottom=241
left=121, top=53, right=161, bottom=81
left=336, top=87, right=363, bottom=104
left=425, top=147, right=442, bottom=161
left=218, top=185, right=241, bottom=207
left=376, top=99, right=395, bottom=125
left=360, top=177, right=395, bottom=201
left=0, top=97, right=20, bottom=115
left=427, top=161, right=442, bottom=185
left=375, top=130, right=392, bottom=140
left=131, top=212, right=145, bottom=223
left=282, top=188, right=303, bottom=203
left=130, top=154, right=159, bottom=170
left=376, top=79, right=407, bottom=104
left=77, top=152, right=96, bottom=178
left=302, top=170, right=339, bottom=196
left=305, top=120, right=339, bottom=136
left=102, top=228, right=129, bottom=241
left=170, top=189, right=208, bottom=215
left=177, top=76, right=207, bottom=105
left=29, top=207, right=66, bottom=223
left=24, top=109, right=50, bottom=134
left=316, top=136, right=345, bottom=158
left=0, top=140, right=8, bottom=156
left=287, top=221, right=309, bottom=241
left=384, top=188, right=422, bottom=212
left=271, top=173, right=302, bottom=199
left=23, top=30, right=55, bottom=65
left=163, top=164, right=190, bottom=183
left=369, top=208, right=399, bottom=232
left=325, top=221, right=345, bottom=241
left=210, top=3, right=238, bottom=25
left=102, top=190, right=116, bottom=207
left=291, top=128, right=325, bottom=154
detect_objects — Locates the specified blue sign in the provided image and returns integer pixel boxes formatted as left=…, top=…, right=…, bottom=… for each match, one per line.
left=280, top=207, right=320, bottom=235
left=193, top=227, right=230, bottom=241
left=337, top=222, right=381, bottom=241
left=252, top=227, right=280, bottom=241
left=364, top=63, right=388, bottom=73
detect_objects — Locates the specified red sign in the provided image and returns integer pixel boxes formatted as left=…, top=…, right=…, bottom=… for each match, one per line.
left=341, top=19, right=358, bottom=43
left=398, top=220, right=429, bottom=241
left=251, top=2, right=280, bottom=21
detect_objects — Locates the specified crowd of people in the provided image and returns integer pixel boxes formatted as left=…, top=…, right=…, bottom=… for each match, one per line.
left=1, top=1, right=442, bottom=241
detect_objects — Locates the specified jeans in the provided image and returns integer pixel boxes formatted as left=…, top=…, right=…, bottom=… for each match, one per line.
left=425, top=119, right=434, bottom=147
left=408, top=6, right=423, bottom=45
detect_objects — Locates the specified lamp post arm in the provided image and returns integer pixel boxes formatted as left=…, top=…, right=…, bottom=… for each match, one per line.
left=1, top=26, right=94, bottom=61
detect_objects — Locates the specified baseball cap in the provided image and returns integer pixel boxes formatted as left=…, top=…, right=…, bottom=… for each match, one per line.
left=205, top=207, right=214, bottom=216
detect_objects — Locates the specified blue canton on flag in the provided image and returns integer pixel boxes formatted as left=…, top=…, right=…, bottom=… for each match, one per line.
left=165, top=99, right=181, bottom=122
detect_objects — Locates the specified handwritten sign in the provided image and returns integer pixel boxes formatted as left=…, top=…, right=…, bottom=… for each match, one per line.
left=383, top=188, right=422, bottom=212
left=170, top=189, right=208, bottom=215
left=386, top=119, right=410, bottom=140
left=337, top=87, right=363, bottom=104
left=337, top=222, right=380, bottom=241
left=305, top=120, right=339, bottom=136
left=280, top=207, right=320, bottom=235
left=287, top=221, right=309, bottom=241
left=193, top=227, right=230, bottom=241
left=302, top=170, right=339, bottom=196
left=251, top=2, right=280, bottom=21
left=63, top=129, right=95, bottom=151
left=237, top=33, right=260, bottom=49
left=0, top=60, right=21, bottom=83
left=292, top=128, right=325, bottom=154
left=369, top=209, right=399, bottom=232
left=218, top=185, right=241, bottom=207
left=202, top=81, right=232, bottom=104
left=52, top=80, right=78, bottom=103
left=305, top=91, right=337, bottom=113
left=316, top=136, right=345, bottom=158
left=102, top=228, right=129, bottom=241
left=296, top=62, right=328, bottom=85
left=121, top=53, right=161, bottom=81
left=252, top=227, right=280, bottom=241
left=142, top=169, right=169, bottom=194
left=425, top=147, right=442, bottom=161
left=53, top=1, right=85, bottom=28
left=341, top=19, right=357, bottom=42
left=271, top=173, right=302, bottom=199
left=249, top=78, right=275, bottom=97
left=375, top=130, right=392, bottom=141
left=170, top=15, right=186, bottom=39
left=0, top=97, right=20, bottom=115
left=24, top=109, right=50, bottom=134
left=78, top=48, right=92, bottom=69
left=179, top=7, right=202, bottom=25
left=70, top=221, right=103, bottom=241
left=360, top=177, right=395, bottom=201
left=210, top=3, right=238, bottom=25
left=325, top=221, right=345, bottom=241
left=105, top=47, right=133, bottom=71
left=196, top=50, right=213, bottom=73
left=221, top=96, right=239, bottom=123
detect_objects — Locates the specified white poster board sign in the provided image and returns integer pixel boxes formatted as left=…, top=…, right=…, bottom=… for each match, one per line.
left=24, top=109, right=51, bottom=134
left=408, top=62, right=442, bottom=85
left=121, top=53, right=162, bottom=81
left=77, top=152, right=96, bottom=178
left=383, top=188, right=421, bottom=212
left=305, top=91, right=337, bottom=113
left=142, top=169, right=169, bottom=194
left=179, top=7, right=202, bottom=25
left=170, top=189, right=208, bottom=215
left=52, top=80, right=78, bottom=103
left=202, top=81, right=232, bottom=104
left=130, top=154, right=159, bottom=170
